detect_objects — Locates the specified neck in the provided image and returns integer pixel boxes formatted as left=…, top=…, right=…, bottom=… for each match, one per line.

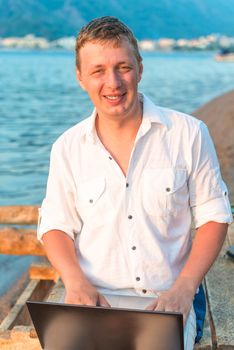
left=95, top=100, right=143, bottom=142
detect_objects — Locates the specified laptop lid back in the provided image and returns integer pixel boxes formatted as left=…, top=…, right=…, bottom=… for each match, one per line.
left=27, top=301, right=184, bottom=350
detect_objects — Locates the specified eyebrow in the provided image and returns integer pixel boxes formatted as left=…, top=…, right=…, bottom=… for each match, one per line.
left=89, top=61, right=132, bottom=69
left=117, top=61, right=132, bottom=65
left=90, top=64, right=103, bottom=69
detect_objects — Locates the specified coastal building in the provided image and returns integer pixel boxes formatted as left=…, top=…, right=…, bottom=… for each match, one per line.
left=138, top=40, right=156, bottom=51
left=0, top=34, right=50, bottom=49
left=157, top=38, right=176, bottom=50
left=50, top=37, right=76, bottom=50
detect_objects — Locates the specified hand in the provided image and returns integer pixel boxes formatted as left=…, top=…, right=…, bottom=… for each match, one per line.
left=145, top=278, right=195, bottom=324
left=64, top=277, right=110, bottom=307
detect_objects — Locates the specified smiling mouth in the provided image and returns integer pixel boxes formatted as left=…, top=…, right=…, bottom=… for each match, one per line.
left=104, top=93, right=126, bottom=101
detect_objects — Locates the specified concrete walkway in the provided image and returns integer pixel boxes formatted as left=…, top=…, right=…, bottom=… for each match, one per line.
left=195, top=222, right=234, bottom=349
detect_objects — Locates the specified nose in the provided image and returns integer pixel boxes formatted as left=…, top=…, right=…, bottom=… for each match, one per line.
left=105, top=69, right=122, bottom=89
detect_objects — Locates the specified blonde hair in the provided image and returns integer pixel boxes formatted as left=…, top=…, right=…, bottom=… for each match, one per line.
left=75, top=16, right=142, bottom=69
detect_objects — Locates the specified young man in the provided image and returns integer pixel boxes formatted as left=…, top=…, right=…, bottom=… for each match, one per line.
left=38, top=16, right=232, bottom=349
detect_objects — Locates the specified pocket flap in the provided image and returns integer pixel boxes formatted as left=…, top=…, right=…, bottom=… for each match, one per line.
left=79, top=177, right=106, bottom=204
left=145, top=168, right=187, bottom=194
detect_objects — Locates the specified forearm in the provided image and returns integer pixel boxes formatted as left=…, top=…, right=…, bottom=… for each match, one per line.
left=42, top=230, right=110, bottom=306
left=42, top=230, right=87, bottom=288
left=174, top=221, right=228, bottom=294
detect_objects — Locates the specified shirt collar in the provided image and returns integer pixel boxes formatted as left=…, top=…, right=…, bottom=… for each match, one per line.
left=135, top=93, right=169, bottom=141
left=82, top=93, right=168, bottom=143
left=82, top=108, right=98, bottom=144
left=141, top=93, right=168, bottom=128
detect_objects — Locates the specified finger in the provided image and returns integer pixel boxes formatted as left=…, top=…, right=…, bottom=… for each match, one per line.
left=77, top=294, right=98, bottom=306
left=153, top=298, right=167, bottom=312
left=86, top=300, right=97, bottom=306
left=64, top=294, right=80, bottom=305
left=154, top=303, right=166, bottom=312
left=98, top=294, right=111, bottom=307
left=145, top=298, right=158, bottom=311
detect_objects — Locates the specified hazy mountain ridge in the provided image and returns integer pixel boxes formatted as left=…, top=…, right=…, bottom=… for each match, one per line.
left=0, top=0, right=234, bottom=39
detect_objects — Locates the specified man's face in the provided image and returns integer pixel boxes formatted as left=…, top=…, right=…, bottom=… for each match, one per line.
left=76, top=39, right=143, bottom=121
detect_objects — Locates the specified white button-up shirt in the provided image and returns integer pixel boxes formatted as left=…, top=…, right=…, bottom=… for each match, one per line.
left=38, top=94, right=232, bottom=297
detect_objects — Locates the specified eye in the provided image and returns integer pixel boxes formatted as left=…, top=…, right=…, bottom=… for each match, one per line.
left=91, top=69, right=103, bottom=75
left=119, top=65, right=132, bottom=72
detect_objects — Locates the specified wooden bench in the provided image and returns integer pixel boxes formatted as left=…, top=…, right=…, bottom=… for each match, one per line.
left=0, top=205, right=59, bottom=349
left=0, top=205, right=233, bottom=349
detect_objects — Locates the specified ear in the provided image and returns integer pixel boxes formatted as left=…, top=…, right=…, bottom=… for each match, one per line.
left=76, top=68, right=86, bottom=91
left=137, top=62, right=143, bottom=83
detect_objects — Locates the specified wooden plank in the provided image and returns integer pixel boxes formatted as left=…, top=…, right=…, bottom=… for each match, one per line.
left=0, top=280, right=63, bottom=349
left=29, top=262, right=59, bottom=281
left=0, top=227, right=45, bottom=256
left=0, top=206, right=38, bottom=225
left=0, top=279, right=54, bottom=332
left=0, top=278, right=55, bottom=349
left=205, top=225, right=234, bottom=349
left=0, top=280, right=40, bottom=332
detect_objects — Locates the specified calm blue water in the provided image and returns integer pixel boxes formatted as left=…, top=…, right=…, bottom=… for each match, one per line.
left=1, top=50, right=234, bottom=206
left=0, top=50, right=234, bottom=296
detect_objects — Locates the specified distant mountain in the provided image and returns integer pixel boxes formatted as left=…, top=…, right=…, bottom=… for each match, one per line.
left=0, top=0, right=234, bottom=40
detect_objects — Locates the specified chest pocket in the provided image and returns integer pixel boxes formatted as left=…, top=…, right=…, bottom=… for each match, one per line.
left=142, top=168, right=189, bottom=217
left=77, top=177, right=111, bottom=223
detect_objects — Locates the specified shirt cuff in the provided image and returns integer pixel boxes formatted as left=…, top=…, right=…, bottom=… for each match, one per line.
left=37, top=209, right=76, bottom=243
left=192, top=195, right=233, bottom=228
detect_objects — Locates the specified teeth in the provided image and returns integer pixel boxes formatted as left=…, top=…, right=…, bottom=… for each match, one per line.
left=106, top=95, right=121, bottom=100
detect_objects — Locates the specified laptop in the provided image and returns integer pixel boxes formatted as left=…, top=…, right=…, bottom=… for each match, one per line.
left=27, top=295, right=184, bottom=350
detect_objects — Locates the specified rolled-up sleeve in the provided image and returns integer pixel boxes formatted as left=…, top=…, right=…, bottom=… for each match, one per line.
left=37, top=139, right=82, bottom=242
left=189, top=122, right=233, bottom=228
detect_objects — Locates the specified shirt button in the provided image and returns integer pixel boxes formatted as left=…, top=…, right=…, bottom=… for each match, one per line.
left=142, top=289, right=147, bottom=294
left=132, top=246, right=136, bottom=250
left=126, top=183, right=129, bottom=188
left=136, top=277, right=140, bottom=281
left=89, top=199, right=93, bottom=203
left=128, top=215, right=133, bottom=220
left=109, top=156, right=112, bottom=160
left=166, top=187, right=171, bottom=192
left=224, top=191, right=227, bottom=196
